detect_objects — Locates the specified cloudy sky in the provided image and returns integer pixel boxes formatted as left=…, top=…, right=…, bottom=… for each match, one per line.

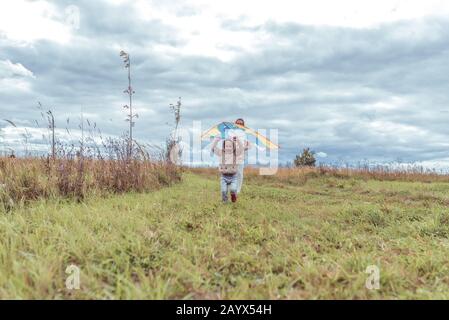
left=1, top=0, right=449, bottom=166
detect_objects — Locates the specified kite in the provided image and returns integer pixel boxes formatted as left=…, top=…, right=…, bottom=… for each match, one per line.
left=201, top=121, right=279, bottom=150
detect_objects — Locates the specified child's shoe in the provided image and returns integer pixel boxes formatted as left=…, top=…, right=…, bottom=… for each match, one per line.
left=222, top=192, right=228, bottom=203
left=231, top=192, right=237, bottom=203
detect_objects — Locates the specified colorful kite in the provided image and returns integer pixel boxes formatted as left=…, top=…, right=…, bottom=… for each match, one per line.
left=201, top=122, right=279, bottom=150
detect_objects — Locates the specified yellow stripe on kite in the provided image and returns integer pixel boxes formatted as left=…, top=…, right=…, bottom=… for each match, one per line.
left=201, top=126, right=220, bottom=140
left=201, top=123, right=280, bottom=150
left=235, top=124, right=280, bottom=149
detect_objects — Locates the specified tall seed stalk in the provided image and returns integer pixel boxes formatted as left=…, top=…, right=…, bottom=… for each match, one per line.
left=37, top=102, right=56, bottom=160
left=120, top=50, right=138, bottom=159
left=167, top=97, right=182, bottom=164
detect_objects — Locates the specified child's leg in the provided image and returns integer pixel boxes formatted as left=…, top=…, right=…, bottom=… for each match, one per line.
left=220, top=176, right=228, bottom=202
left=236, top=164, right=244, bottom=194
left=230, top=175, right=238, bottom=203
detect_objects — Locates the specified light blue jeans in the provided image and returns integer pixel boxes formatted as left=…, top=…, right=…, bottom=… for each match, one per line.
left=221, top=174, right=238, bottom=202
left=236, top=164, right=244, bottom=194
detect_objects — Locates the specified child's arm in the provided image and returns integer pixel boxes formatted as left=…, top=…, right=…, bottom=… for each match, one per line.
left=234, top=137, right=244, bottom=157
left=211, top=137, right=222, bottom=157
left=244, top=140, right=252, bottom=151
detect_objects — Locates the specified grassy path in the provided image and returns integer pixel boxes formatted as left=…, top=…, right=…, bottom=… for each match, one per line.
left=1, top=173, right=449, bottom=299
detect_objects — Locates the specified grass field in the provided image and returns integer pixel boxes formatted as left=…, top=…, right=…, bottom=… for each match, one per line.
left=1, top=170, right=449, bottom=299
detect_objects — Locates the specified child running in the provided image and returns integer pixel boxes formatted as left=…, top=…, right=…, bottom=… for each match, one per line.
left=211, top=136, right=244, bottom=203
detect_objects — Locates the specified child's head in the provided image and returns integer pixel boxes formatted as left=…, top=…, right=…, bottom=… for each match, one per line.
left=235, top=118, right=245, bottom=126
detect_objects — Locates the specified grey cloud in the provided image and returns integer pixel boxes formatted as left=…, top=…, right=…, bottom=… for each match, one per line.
left=2, top=2, right=449, bottom=165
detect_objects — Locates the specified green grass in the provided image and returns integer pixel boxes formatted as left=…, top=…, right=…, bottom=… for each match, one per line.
left=1, top=173, right=449, bottom=299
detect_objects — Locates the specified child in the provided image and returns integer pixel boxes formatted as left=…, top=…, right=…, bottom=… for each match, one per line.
left=211, top=136, right=244, bottom=203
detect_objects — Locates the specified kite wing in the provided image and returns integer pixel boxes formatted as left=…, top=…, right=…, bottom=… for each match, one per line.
left=201, top=122, right=241, bottom=140
left=201, top=122, right=239, bottom=139
left=201, top=122, right=279, bottom=150
left=201, top=125, right=221, bottom=140
left=234, top=123, right=279, bottom=150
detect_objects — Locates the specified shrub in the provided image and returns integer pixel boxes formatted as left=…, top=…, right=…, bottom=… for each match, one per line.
left=294, top=148, right=316, bottom=167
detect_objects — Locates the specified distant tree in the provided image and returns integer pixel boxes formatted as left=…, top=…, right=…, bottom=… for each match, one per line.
left=294, top=148, right=316, bottom=167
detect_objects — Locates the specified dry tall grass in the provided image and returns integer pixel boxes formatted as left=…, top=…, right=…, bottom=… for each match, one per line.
left=0, top=138, right=181, bottom=211
left=0, top=157, right=180, bottom=211
left=190, top=164, right=449, bottom=184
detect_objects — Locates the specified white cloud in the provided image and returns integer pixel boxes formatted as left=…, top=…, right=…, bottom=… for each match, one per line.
left=0, top=59, right=35, bottom=92
left=130, top=0, right=449, bottom=61
left=0, top=0, right=73, bottom=44
left=0, top=59, right=35, bottom=79
left=190, top=0, right=449, bottom=27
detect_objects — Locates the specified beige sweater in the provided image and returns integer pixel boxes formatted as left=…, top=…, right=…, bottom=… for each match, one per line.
left=211, top=138, right=245, bottom=166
